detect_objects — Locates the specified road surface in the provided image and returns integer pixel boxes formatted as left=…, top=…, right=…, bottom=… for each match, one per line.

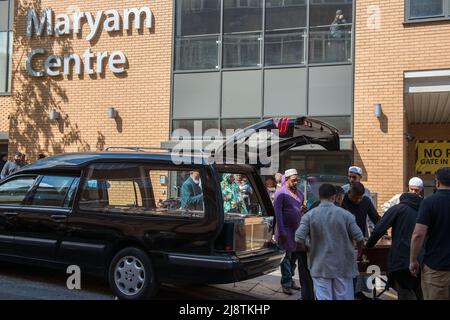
left=0, top=262, right=256, bottom=300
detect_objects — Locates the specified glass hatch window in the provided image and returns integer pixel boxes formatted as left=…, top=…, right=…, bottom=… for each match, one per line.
left=219, top=172, right=265, bottom=217
left=219, top=171, right=273, bottom=253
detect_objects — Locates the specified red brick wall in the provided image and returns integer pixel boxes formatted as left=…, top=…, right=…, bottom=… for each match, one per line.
left=355, top=0, right=450, bottom=209
left=8, top=0, right=173, bottom=160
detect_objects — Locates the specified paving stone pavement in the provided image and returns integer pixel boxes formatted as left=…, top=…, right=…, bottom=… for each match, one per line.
left=213, top=269, right=398, bottom=300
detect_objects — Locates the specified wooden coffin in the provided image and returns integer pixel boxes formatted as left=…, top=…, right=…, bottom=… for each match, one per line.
left=358, top=239, right=391, bottom=274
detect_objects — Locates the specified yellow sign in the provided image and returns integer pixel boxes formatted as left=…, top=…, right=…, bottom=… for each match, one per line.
left=416, top=141, right=450, bottom=175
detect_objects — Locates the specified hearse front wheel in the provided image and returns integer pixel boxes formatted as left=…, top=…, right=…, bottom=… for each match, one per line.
left=108, top=247, right=159, bottom=300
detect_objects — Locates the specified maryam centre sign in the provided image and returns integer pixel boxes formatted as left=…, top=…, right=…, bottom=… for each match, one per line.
left=26, top=7, right=153, bottom=77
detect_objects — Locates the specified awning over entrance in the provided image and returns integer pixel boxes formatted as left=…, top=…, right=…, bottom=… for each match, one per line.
left=405, top=69, right=450, bottom=124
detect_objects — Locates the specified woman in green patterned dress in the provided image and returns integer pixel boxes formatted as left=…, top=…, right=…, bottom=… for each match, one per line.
left=221, top=174, right=248, bottom=214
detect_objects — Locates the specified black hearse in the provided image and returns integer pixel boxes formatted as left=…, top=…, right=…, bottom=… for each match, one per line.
left=0, top=118, right=339, bottom=299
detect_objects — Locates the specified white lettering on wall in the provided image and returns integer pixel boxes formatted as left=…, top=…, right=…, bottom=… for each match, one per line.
left=85, top=11, right=104, bottom=41
left=123, top=7, right=153, bottom=31
left=109, top=51, right=126, bottom=73
left=27, top=50, right=127, bottom=77
left=27, top=7, right=153, bottom=38
left=104, top=9, right=121, bottom=32
left=55, top=13, right=70, bottom=36
left=26, top=6, right=153, bottom=77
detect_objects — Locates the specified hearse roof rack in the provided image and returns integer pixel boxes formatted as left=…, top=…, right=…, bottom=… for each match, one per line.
left=104, top=146, right=205, bottom=155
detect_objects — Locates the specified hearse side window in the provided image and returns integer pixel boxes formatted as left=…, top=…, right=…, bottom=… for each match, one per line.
left=78, top=163, right=205, bottom=219
left=0, top=176, right=37, bottom=205
left=30, top=176, right=79, bottom=208
left=220, top=173, right=266, bottom=217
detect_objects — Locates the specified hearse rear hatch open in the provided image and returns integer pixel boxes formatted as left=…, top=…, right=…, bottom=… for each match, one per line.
left=211, top=117, right=340, bottom=168
left=213, top=117, right=340, bottom=256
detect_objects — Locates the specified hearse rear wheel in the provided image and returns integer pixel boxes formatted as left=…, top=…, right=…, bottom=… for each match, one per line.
left=108, top=247, right=159, bottom=300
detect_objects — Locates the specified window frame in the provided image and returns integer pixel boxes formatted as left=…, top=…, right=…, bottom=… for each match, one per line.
left=0, top=174, right=39, bottom=207
left=404, top=0, right=449, bottom=23
left=170, top=1, right=355, bottom=139
left=217, top=167, right=273, bottom=218
left=264, top=28, right=307, bottom=66
left=0, top=0, right=13, bottom=95
left=172, top=0, right=354, bottom=72
left=25, top=174, right=81, bottom=209
left=76, top=162, right=211, bottom=222
left=174, top=0, right=222, bottom=71
left=265, top=0, right=307, bottom=31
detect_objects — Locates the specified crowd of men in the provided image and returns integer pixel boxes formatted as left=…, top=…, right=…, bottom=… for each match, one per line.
left=269, top=166, right=450, bottom=301
left=2, top=149, right=448, bottom=301
left=0, top=152, right=46, bottom=181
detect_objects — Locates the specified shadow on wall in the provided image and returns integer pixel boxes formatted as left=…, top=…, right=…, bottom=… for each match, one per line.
left=378, top=111, right=389, bottom=134
left=9, top=0, right=105, bottom=160
left=353, top=143, right=368, bottom=182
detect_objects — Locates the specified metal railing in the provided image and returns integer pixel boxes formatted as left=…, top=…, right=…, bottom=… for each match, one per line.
left=104, top=146, right=206, bottom=156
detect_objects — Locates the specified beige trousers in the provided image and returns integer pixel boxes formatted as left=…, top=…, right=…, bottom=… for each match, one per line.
left=422, top=265, right=450, bottom=300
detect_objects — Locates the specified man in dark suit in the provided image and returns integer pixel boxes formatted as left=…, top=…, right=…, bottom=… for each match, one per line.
left=180, top=171, right=203, bottom=211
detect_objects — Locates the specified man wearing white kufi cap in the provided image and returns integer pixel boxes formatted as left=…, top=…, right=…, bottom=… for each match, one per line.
left=366, top=177, right=425, bottom=300
left=273, top=168, right=314, bottom=299
left=382, top=177, right=424, bottom=213
left=342, top=166, right=374, bottom=204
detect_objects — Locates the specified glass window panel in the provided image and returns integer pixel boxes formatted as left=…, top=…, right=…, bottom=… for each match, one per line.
left=223, top=0, right=263, bottom=33
left=282, top=151, right=351, bottom=207
left=175, top=35, right=219, bottom=70
left=221, top=118, right=260, bottom=135
left=265, top=0, right=307, bottom=30
left=172, top=119, right=220, bottom=138
left=305, top=153, right=351, bottom=178
left=0, top=177, right=36, bottom=205
left=0, top=0, right=9, bottom=31
left=7, top=31, right=11, bottom=92
left=9, top=0, right=13, bottom=30
left=303, top=153, right=351, bottom=206
left=223, top=33, right=262, bottom=68
left=79, top=163, right=205, bottom=219
left=175, top=0, right=221, bottom=36
left=0, top=31, right=8, bottom=93
left=310, top=116, right=351, bottom=136
left=309, top=0, right=353, bottom=27
left=219, top=172, right=266, bottom=216
left=410, top=0, right=444, bottom=18
left=31, top=176, right=78, bottom=207
left=264, top=29, right=306, bottom=66
left=309, top=25, right=352, bottom=63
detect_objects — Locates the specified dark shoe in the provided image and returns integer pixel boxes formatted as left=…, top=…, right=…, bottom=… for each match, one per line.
left=291, top=281, right=301, bottom=291
left=282, top=287, right=293, bottom=295
left=355, top=292, right=372, bottom=300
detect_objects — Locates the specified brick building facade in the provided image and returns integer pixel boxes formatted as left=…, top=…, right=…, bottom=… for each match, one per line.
left=2, top=0, right=173, bottom=158
left=355, top=0, right=450, bottom=205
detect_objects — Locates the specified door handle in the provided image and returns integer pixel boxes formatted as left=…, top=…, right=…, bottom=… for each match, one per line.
left=51, top=215, right=67, bottom=222
left=4, top=212, right=18, bottom=217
